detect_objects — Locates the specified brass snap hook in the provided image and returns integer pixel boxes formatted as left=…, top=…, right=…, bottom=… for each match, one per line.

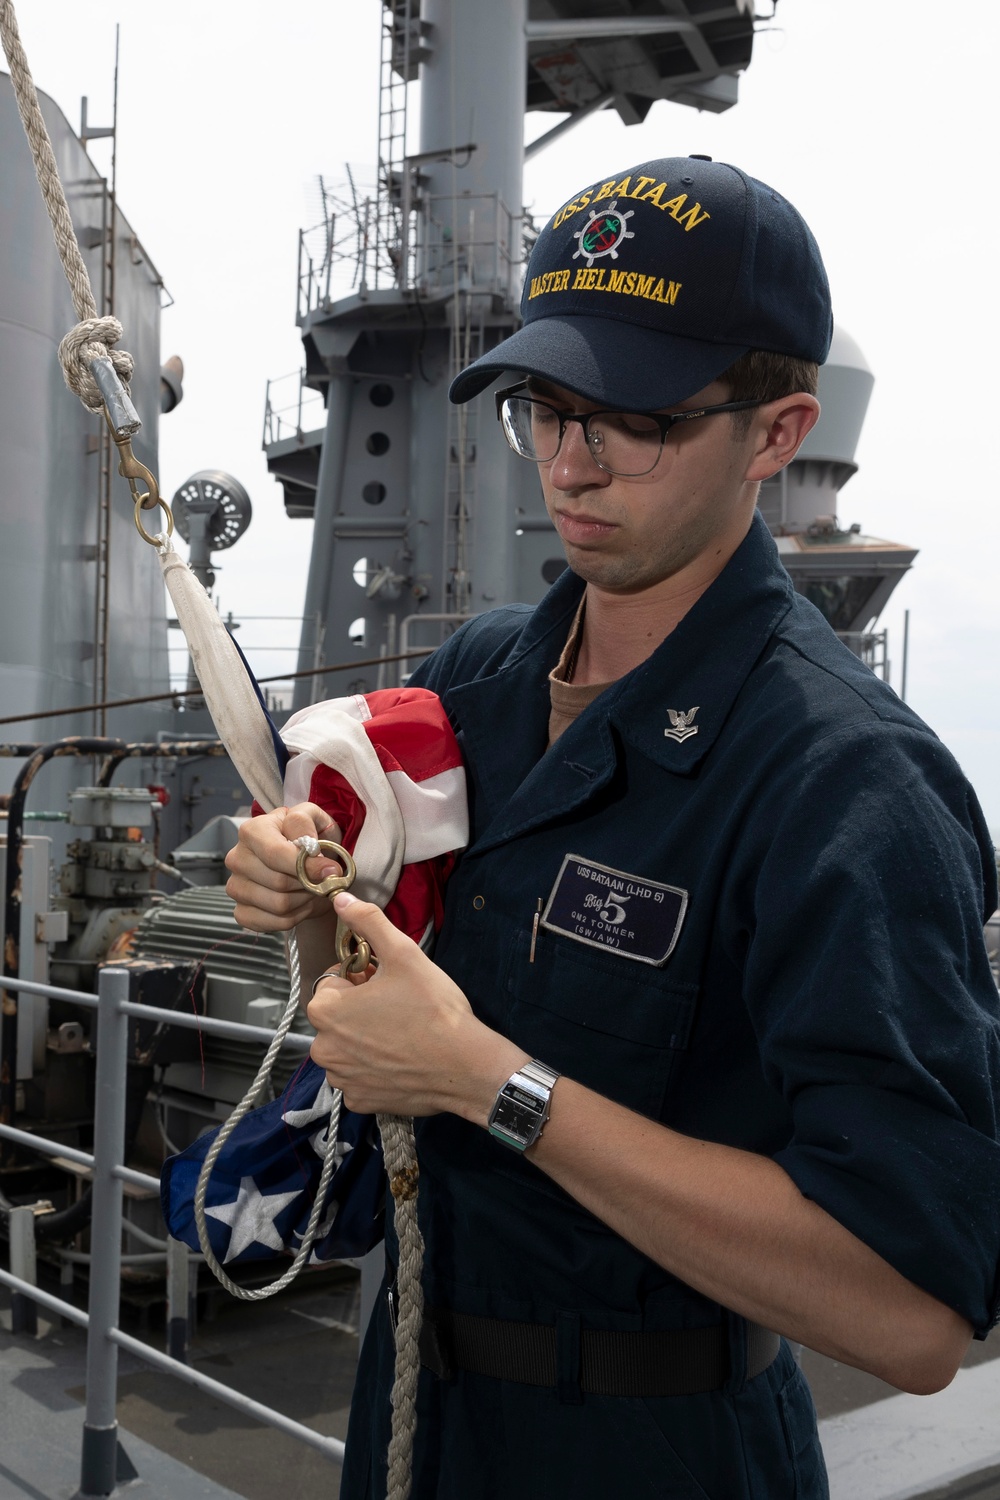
left=294, top=838, right=374, bottom=977
left=102, top=408, right=174, bottom=546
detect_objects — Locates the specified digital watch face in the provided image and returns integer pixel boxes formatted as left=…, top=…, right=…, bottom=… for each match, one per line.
left=489, top=1086, right=544, bottom=1148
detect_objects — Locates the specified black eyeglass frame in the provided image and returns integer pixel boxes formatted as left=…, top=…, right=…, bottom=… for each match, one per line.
left=494, top=382, right=768, bottom=476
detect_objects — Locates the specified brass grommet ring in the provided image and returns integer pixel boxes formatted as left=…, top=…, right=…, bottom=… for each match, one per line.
left=133, top=493, right=174, bottom=546
left=294, top=839, right=356, bottom=897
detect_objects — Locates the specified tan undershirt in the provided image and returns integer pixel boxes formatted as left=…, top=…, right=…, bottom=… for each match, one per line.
left=547, top=597, right=617, bottom=744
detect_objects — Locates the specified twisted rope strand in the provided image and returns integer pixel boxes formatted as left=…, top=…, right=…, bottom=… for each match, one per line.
left=0, top=0, right=134, bottom=409
left=380, top=1115, right=425, bottom=1500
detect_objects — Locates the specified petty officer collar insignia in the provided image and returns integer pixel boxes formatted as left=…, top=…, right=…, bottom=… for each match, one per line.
left=665, top=706, right=699, bottom=742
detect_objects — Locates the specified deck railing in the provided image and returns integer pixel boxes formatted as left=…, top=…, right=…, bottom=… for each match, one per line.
left=0, top=970, right=346, bottom=1496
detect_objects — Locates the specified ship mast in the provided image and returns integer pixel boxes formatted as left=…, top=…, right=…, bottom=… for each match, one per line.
left=263, top=0, right=760, bottom=707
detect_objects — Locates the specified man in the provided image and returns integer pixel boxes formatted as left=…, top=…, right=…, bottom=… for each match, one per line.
left=226, top=157, right=1000, bottom=1499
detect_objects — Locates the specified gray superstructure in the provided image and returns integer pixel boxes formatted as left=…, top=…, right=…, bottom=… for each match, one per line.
left=0, top=74, right=170, bottom=758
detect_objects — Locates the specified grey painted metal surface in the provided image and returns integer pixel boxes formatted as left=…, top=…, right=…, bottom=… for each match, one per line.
left=819, top=1359, right=1000, bottom=1499
left=523, top=1, right=754, bottom=123
left=418, top=0, right=526, bottom=302
left=0, top=1332, right=248, bottom=1499
left=0, top=73, right=174, bottom=793
left=81, top=965, right=131, bottom=1495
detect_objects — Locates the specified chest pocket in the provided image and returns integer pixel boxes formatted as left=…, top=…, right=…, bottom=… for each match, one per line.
left=506, top=927, right=699, bottom=1120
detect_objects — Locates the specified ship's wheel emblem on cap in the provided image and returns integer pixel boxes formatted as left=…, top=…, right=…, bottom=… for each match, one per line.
left=572, top=201, right=635, bottom=268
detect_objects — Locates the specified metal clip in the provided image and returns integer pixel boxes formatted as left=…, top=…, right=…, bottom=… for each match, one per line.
left=96, top=408, right=173, bottom=549
left=294, top=838, right=374, bottom=977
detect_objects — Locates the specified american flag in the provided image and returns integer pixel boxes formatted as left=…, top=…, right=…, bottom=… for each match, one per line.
left=161, top=685, right=467, bottom=1265
left=161, top=1059, right=386, bottom=1263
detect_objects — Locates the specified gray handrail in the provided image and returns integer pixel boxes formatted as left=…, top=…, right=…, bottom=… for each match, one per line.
left=0, top=967, right=346, bottom=1492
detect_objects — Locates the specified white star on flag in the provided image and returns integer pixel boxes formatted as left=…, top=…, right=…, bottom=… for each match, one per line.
left=205, top=1176, right=303, bottom=1262
left=282, top=1076, right=355, bottom=1161
left=282, top=1077, right=340, bottom=1129
left=307, top=1129, right=354, bottom=1163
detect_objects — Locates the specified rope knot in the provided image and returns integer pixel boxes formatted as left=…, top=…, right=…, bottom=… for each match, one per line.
left=390, top=1163, right=420, bottom=1202
left=57, top=316, right=135, bottom=413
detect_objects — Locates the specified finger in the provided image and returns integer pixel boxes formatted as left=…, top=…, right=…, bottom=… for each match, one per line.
left=306, top=977, right=356, bottom=1038
left=283, top=805, right=349, bottom=886
left=332, top=892, right=416, bottom=967
left=225, top=834, right=301, bottom=893
left=283, top=803, right=343, bottom=845
left=226, top=869, right=325, bottom=926
left=228, top=806, right=343, bottom=890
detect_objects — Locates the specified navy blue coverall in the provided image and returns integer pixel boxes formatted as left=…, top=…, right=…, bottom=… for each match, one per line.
left=342, top=513, right=1000, bottom=1500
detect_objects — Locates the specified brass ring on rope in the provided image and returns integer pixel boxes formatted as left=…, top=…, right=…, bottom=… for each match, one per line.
left=133, top=492, right=174, bottom=546
left=294, top=839, right=357, bottom=896
left=295, top=839, right=374, bottom=978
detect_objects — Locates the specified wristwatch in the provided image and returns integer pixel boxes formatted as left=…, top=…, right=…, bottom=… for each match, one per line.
left=487, top=1060, right=560, bottom=1152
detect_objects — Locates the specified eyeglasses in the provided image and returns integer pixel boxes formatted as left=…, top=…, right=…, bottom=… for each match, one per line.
left=494, top=383, right=767, bottom=477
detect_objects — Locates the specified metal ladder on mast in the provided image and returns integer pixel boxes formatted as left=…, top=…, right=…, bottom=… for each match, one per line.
left=443, top=292, right=484, bottom=618
left=376, top=0, right=418, bottom=288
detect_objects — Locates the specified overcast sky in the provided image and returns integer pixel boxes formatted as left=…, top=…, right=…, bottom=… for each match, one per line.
left=9, top=0, right=1000, bottom=835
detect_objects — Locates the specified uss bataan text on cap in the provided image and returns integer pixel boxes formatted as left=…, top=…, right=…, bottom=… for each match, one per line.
left=450, top=155, right=833, bottom=411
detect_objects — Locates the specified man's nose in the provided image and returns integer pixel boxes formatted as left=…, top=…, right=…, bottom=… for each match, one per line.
left=547, top=416, right=612, bottom=490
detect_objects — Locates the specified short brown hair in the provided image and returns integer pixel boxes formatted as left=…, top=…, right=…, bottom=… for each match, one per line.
left=719, top=349, right=819, bottom=436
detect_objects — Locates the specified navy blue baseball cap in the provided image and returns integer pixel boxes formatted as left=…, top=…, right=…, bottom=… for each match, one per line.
left=449, top=155, right=833, bottom=409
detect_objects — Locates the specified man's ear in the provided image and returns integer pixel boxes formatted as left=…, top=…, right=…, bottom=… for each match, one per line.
left=744, top=394, right=821, bottom=482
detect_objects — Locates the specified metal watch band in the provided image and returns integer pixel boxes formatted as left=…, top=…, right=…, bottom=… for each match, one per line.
left=518, top=1060, right=560, bottom=1093
left=487, top=1059, right=560, bottom=1152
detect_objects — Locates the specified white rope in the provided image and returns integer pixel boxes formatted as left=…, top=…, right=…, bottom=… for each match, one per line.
left=0, top=0, right=135, bottom=411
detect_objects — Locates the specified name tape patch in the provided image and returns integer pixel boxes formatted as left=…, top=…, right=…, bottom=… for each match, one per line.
left=540, top=854, right=688, bottom=967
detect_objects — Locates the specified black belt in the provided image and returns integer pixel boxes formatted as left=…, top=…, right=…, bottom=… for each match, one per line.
left=415, top=1304, right=780, bottom=1398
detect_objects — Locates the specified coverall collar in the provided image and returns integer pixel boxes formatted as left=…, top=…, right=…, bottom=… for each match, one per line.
left=448, top=511, right=795, bottom=851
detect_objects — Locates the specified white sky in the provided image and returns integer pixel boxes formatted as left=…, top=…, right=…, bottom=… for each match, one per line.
left=9, top=0, right=1000, bottom=835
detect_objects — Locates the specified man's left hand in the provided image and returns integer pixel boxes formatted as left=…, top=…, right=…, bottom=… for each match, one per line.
left=307, top=892, right=526, bottom=1119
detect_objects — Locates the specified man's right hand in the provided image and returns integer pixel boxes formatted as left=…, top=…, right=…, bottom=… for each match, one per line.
left=224, top=802, right=344, bottom=934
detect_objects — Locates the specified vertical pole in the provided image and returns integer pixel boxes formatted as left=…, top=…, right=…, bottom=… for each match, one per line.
left=166, top=1235, right=190, bottom=1365
left=293, top=379, right=353, bottom=711
left=80, top=966, right=131, bottom=1498
left=901, top=609, right=910, bottom=703
left=9, top=1205, right=39, bottom=1336
left=61, top=1256, right=75, bottom=1329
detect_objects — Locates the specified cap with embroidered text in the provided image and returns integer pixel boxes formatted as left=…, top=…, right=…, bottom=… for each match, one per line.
left=449, top=155, right=833, bottom=410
